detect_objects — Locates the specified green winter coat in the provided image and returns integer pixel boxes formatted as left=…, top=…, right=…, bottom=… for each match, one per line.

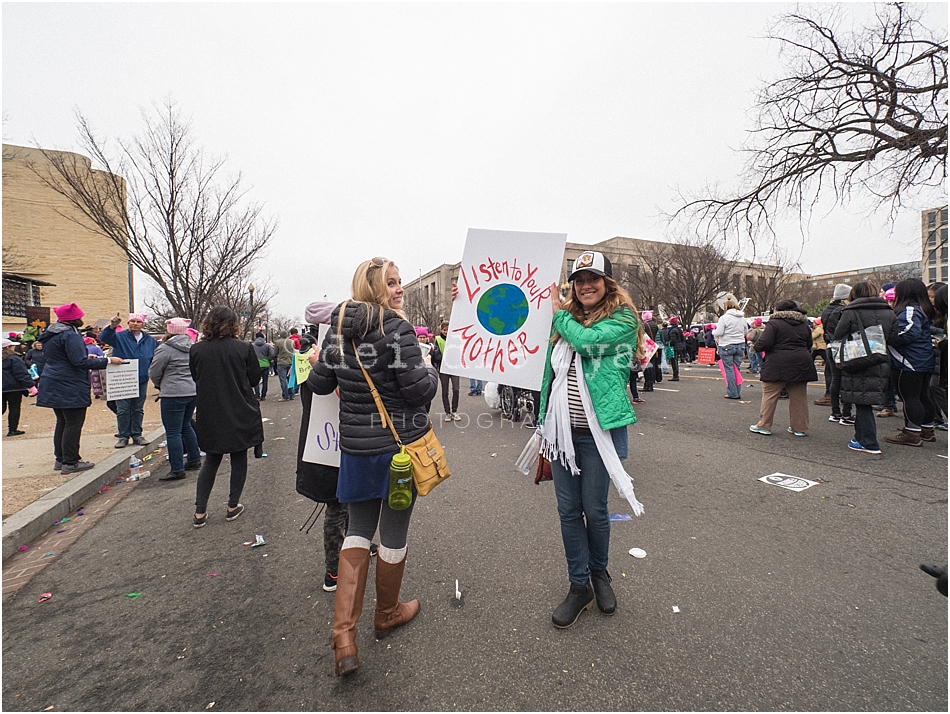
left=538, top=306, right=639, bottom=431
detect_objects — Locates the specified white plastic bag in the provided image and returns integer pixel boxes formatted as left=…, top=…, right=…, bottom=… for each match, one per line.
left=514, top=431, right=541, bottom=476
left=483, top=382, right=501, bottom=409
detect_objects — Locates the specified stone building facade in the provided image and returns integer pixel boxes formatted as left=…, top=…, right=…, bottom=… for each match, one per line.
left=2, top=144, right=132, bottom=333
left=922, top=205, right=948, bottom=285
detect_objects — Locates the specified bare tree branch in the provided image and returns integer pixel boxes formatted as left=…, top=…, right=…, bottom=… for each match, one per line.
left=28, top=98, right=277, bottom=323
left=674, top=3, right=947, bottom=247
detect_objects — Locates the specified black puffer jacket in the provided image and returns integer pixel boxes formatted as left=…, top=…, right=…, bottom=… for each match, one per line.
left=833, top=297, right=899, bottom=405
left=309, top=301, right=438, bottom=456
left=754, top=310, right=818, bottom=383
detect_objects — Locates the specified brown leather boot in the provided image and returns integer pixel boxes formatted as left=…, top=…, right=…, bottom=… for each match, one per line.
left=884, top=428, right=922, bottom=447
left=374, top=556, right=420, bottom=640
left=813, top=394, right=832, bottom=406
left=332, top=548, right=370, bottom=676
left=920, top=426, right=937, bottom=442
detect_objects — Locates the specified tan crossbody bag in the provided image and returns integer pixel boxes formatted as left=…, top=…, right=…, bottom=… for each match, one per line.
left=351, top=341, right=451, bottom=496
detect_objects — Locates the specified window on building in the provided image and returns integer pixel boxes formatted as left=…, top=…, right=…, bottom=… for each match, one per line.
left=929, top=251, right=937, bottom=265
left=929, top=267, right=938, bottom=282
left=942, top=247, right=948, bottom=263
left=942, top=208, right=948, bottom=224
left=928, top=230, right=937, bottom=246
left=942, top=227, right=948, bottom=245
left=928, top=211, right=937, bottom=228
left=943, top=266, right=949, bottom=282
left=566, top=259, right=574, bottom=274
left=827, top=280, right=834, bottom=285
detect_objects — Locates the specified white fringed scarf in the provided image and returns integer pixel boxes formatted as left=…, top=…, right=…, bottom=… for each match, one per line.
left=539, top=339, right=644, bottom=516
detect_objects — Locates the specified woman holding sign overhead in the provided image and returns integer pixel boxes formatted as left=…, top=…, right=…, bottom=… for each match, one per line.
left=537, top=250, right=644, bottom=629
left=308, top=257, right=437, bottom=677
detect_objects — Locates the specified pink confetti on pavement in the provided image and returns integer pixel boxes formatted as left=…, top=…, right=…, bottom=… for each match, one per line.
left=206, top=573, right=218, bottom=577
left=39, top=592, right=52, bottom=602
left=19, top=545, right=28, bottom=552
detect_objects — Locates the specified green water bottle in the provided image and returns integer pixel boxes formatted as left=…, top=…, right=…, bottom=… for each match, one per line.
left=388, top=447, right=413, bottom=511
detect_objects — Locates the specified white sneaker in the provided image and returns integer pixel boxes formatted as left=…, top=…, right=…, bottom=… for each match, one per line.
left=444, top=414, right=453, bottom=422
left=452, top=413, right=462, bottom=421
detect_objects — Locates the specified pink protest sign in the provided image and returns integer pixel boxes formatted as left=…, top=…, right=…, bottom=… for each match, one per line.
left=440, top=228, right=566, bottom=391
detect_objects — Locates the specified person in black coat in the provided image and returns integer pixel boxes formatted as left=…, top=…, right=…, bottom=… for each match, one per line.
left=641, top=311, right=661, bottom=390
left=189, top=306, right=265, bottom=527
left=3, top=338, right=35, bottom=436
left=666, top=316, right=686, bottom=381
left=296, top=303, right=378, bottom=593
left=35, top=303, right=124, bottom=473
left=820, top=285, right=853, bottom=420
left=308, top=257, right=437, bottom=677
left=750, top=301, right=818, bottom=436
left=832, top=282, right=899, bottom=454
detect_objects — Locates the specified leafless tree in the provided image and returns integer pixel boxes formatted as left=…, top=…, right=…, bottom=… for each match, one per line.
left=402, top=284, right=441, bottom=330
left=29, top=98, right=277, bottom=323
left=614, top=241, right=674, bottom=313
left=741, top=248, right=803, bottom=315
left=663, top=235, right=739, bottom=324
left=676, top=3, right=947, bottom=246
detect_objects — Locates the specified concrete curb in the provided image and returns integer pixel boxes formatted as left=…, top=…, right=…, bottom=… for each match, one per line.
left=1, top=426, right=166, bottom=563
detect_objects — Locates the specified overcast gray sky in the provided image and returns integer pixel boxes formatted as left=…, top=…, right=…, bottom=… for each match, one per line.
left=3, top=2, right=946, bottom=320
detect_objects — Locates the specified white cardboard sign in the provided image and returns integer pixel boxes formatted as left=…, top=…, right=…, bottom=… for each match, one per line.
left=759, top=473, right=819, bottom=492
left=441, top=228, right=567, bottom=391
left=105, top=359, right=140, bottom=400
left=302, top=324, right=341, bottom=466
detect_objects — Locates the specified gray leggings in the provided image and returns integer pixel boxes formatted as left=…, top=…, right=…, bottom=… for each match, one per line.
left=346, top=497, right=416, bottom=550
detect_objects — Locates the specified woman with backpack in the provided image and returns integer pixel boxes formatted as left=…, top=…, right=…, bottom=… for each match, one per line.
left=884, top=279, right=937, bottom=447
left=831, top=282, right=898, bottom=454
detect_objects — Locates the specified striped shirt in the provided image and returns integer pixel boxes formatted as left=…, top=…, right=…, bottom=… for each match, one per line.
left=566, top=358, right=589, bottom=429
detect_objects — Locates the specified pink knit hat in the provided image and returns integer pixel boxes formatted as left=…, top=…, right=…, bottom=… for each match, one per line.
left=305, top=301, right=336, bottom=326
left=128, top=312, right=147, bottom=322
left=669, top=316, right=679, bottom=325
left=753, top=317, right=763, bottom=326
left=53, top=303, right=84, bottom=321
left=641, top=311, right=653, bottom=322
left=165, top=317, right=192, bottom=335
left=186, top=328, right=199, bottom=343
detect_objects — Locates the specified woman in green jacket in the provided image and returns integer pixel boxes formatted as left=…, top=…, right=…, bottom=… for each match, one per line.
left=538, top=250, right=643, bottom=629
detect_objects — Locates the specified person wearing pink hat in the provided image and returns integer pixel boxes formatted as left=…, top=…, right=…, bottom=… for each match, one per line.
left=746, top=317, right=766, bottom=374
left=99, top=312, right=159, bottom=448
left=35, top=303, right=124, bottom=472
left=149, top=318, right=202, bottom=480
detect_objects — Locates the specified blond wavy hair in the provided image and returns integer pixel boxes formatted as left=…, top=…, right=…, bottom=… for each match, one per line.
left=556, top=274, right=645, bottom=358
left=338, top=258, right=407, bottom=338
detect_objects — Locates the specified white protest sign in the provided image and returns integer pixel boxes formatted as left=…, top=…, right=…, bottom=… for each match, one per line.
left=105, top=359, right=139, bottom=400
left=302, top=324, right=341, bottom=466
left=758, top=473, right=819, bottom=492
left=441, top=228, right=567, bottom=391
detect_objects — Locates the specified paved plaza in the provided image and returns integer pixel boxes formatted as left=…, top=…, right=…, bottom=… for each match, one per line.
left=1, top=365, right=947, bottom=711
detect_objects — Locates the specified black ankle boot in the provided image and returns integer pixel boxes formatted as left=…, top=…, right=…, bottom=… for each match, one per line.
left=552, top=580, right=594, bottom=628
left=590, top=568, right=616, bottom=614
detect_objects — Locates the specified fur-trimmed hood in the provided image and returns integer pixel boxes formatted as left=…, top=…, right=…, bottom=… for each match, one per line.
left=771, top=310, right=808, bottom=323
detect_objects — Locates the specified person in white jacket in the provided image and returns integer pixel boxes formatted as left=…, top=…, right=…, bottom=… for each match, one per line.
left=713, top=297, right=749, bottom=399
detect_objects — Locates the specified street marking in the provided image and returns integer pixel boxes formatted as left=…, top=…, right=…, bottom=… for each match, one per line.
left=652, top=388, right=680, bottom=392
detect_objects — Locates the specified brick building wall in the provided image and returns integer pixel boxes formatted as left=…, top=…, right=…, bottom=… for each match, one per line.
left=2, top=144, right=131, bottom=332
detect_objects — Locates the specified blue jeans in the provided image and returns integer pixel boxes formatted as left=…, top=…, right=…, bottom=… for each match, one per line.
left=253, top=366, right=270, bottom=398
left=160, top=396, right=201, bottom=472
left=853, top=404, right=879, bottom=450
left=748, top=348, right=762, bottom=372
left=277, top=363, right=292, bottom=400
left=550, top=428, right=628, bottom=584
left=719, top=344, right=744, bottom=399
left=469, top=379, right=483, bottom=394
left=116, top=385, right=148, bottom=439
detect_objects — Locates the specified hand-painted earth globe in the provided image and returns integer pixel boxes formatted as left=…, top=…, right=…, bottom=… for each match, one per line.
left=476, top=283, right=529, bottom=336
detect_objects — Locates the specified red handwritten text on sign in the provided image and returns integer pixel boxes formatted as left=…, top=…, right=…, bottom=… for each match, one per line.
left=452, top=323, right=540, bottom=374
left=459, top=256, right=554, bottom=310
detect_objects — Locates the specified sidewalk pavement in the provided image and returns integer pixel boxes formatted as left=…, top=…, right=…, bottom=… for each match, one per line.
left=1, top=427, right=166, bottom=565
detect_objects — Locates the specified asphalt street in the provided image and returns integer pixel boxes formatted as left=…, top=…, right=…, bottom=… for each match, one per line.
left=2, top=365, right=947, bottom=712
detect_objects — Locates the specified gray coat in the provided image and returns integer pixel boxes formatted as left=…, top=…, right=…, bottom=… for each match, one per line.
left=149, top=335, right=197, bottom=398
left=832, top=297, right=899, bottom=405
